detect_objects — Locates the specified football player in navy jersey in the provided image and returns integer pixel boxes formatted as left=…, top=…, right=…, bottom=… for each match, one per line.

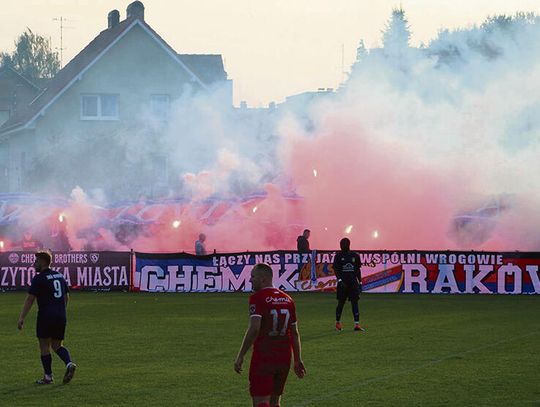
left=18, top=250, right=77, bottom=384
left=332, top=238, right=364, bottom=331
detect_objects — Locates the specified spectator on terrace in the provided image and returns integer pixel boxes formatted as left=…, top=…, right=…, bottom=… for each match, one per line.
left=17, top=231, right=43, bottom=251
left=195, top=233, right=207, bottom=256
left=296, top=229, right=311, bottom=253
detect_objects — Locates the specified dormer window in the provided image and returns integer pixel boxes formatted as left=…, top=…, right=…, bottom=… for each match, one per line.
left=81, top=94, right=119, bottom=120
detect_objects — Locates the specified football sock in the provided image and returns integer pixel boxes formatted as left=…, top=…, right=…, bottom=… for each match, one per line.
left=55, top=346, right=72, bottom=366
left=41, top=354, right=52, bottom=376
left=336, top=299, right=346, bottom=321
left=351, top=300, right=359, bottom=323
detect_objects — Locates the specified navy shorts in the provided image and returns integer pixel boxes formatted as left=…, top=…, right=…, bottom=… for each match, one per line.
left=337, top=281, right=360, bottom=302
left=36, top=316, right=66, bottom=340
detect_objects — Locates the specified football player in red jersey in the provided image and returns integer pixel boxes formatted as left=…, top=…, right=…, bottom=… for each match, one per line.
left=234, top=263, right=306, bottom=407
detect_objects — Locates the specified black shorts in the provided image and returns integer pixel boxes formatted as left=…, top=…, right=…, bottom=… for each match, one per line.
left=36, top=316, right=66, bottom=340
left=337, top=281, right=360, bottom=302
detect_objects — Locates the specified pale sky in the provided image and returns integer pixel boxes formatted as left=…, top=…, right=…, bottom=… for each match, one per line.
left=1, top=0, right=540, bottom=106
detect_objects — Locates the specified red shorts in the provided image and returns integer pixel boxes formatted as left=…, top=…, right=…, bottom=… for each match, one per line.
left=249, top=353, right=291, bottom=397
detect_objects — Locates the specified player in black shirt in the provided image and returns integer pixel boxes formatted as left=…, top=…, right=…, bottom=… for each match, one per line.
left=332, top=238, right=364, bottom=332
left=18, top=250, right=77, bottom=384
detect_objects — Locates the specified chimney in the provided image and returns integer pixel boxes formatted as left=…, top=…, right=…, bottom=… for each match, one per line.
left=127, top=1, right=145, bottom=20
left=108, top=10, right=120, bottom=28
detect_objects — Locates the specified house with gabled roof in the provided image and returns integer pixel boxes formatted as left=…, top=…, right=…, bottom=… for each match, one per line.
left=0, top=1, right=231, bottom=194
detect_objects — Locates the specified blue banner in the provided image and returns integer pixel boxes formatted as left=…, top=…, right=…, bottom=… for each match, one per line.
left=133, top=250, right=540, bottom=294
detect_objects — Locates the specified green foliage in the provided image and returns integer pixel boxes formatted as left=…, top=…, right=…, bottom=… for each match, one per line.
left=429, top=12, right=540, bottom=64
left=481, top=12, right=538, bottom=33
left=0, top=52, right=13, bottom=68
left=0, top=28, right=60, bottom=83
left=355, top=39, right=367, bottom=62
left=382, top=7, right=411, bottom=55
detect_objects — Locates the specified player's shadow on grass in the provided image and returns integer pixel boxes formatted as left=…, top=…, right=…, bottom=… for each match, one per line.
left=302, top=329, right=363, bottom=342
left=2, top=383, right=71, bottom=398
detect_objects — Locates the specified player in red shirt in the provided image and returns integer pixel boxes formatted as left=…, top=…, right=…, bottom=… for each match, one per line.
left=234, top=263, right=306, bottom=407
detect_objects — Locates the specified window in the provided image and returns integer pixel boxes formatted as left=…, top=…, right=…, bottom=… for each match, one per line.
left=81, top=94, right=118, bottom=120
left=81, top=96, right=98, bottom=117
left=150, top=94, right=170, bottom=121
left=100, top=94, right=118, bottom=117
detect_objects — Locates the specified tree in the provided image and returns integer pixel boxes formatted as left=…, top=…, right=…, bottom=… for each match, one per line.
left=348, top=39, right=369, bottom=79
left=0, top=28, right=60, bottom=84
left=355, top=39, right=368, bottom=62
left=381, top=7, right=411, bottom=58
left=0, top=52, right=13, bottom=68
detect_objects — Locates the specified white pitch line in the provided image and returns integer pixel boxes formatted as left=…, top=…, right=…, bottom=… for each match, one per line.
left=292, top=330, right=540, bottom=407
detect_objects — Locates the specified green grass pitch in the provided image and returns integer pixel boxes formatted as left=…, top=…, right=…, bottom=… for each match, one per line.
left=1, top=292, right=539, bottom=406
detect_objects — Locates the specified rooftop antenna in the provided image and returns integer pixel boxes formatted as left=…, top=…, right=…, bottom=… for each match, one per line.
left=52, top=17, right=75, bottom=68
